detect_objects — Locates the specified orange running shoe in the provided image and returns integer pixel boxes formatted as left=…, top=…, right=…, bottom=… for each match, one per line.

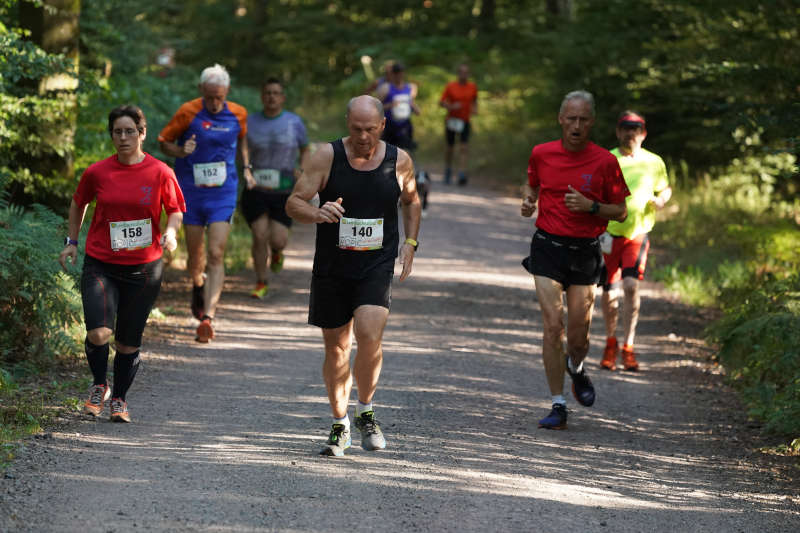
left=250, top=282, right=269, bottom=299
left=621, top=346, right=639, bottom=371
left=109, top=398, right=131, bottom=423
left=270, top=251, right=284, bottom=273
left=600, top=338, right=618, bottom=371
left=84, top=383, right=111, bottom=417
left=196, top=317, right=215, bottom=343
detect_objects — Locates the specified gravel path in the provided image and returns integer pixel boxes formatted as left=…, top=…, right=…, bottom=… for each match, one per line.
left=2, top=180, right=798, bottom=532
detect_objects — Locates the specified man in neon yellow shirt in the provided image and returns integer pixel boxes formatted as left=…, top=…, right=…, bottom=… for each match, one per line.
left=600, top=111, right=671, bottom=371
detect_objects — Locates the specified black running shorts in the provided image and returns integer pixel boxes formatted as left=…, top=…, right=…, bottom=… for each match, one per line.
left=308, top=269, right=393, bottom=329
left=382, top=123, right=415, bottom=151
left=240, top=188, right=293, bottom=228
left=80, top=255, right=163, bottom=347
left=524, top=229, right=603, bottom=289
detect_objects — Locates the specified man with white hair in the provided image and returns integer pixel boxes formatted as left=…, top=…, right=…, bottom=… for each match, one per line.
left=286, top=95, right=421, bottom=457
left=159, top=64, right=253, bottom=342
left=521, top=90, right=629, bottom=430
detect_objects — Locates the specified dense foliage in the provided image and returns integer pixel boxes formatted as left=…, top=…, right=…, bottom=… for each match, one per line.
left=707, top=274, right=800, bottom=437
left=0, top=0, right=77, bottom=211
left=0, top=182, right=83, bottom=362
left=652, top=165, right=800, bottom=441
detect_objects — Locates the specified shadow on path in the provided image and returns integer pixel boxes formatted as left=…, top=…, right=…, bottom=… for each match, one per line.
left=1, top=182, right=797, bottom=532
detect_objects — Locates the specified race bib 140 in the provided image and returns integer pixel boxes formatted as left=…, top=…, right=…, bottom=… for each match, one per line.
left=338, top=217, right=384, bottom=250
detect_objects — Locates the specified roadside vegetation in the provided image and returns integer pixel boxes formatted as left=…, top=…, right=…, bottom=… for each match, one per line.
left=1, top=0, right=798, bottom=450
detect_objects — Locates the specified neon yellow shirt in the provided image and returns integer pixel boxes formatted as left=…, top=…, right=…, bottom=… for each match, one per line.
left=606, top=147, right=669, bottom=239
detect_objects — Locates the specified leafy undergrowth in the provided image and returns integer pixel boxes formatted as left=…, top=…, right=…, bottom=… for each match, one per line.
left=0, top=359, right=88, bottom=467
left=652, top=168, right=800, bottom=450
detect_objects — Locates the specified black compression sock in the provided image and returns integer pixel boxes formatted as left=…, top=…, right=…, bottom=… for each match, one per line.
left=85, top=337, right=109, bottom=386
left=112, top=350, right=140, bottom=401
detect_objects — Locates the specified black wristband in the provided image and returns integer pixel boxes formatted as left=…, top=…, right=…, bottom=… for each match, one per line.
left=589, top=201, right=600, bottom=215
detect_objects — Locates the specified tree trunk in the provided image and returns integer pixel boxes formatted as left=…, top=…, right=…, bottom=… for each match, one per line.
left=19, top=0, right=80, bottom=181
left=546, top=0, right=573, bottom=19
left=480, top=0, right=496, bottom=33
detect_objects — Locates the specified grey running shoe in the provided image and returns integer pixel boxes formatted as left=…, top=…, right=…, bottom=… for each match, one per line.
left=320, top=423, right=351, bottom=457
left=109, top=398, right=131, bottom=423
left=84, top=383, right=111, bottom=417
left=354, top=410, right=386, bottom=451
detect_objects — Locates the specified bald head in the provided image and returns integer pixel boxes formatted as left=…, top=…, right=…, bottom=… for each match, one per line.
left=346, top=95, right=384, bottom=120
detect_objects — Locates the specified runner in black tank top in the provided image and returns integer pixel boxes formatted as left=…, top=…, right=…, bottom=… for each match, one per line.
left=313, top=139, right=400, bottom=279
left=285, top=96, right=421, bottom=457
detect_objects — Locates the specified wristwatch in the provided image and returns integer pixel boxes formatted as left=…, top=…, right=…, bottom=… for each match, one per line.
left=64, top=237, right=78, bottom=246
left=244, top=163, right=253, bottom=170
left=404, top=238, right=419, bottom=251
left=589, top=201, right=600, bottom=215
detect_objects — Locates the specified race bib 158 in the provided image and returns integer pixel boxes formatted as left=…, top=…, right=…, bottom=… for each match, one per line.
left=110, top=218, right=152, bottom=251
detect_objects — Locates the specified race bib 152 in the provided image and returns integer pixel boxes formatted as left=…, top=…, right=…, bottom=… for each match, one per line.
left=193, top=161, right=227, bottom=187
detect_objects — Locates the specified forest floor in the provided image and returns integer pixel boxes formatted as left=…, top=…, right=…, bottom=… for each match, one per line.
left=1, top=175, right=798, bottom=532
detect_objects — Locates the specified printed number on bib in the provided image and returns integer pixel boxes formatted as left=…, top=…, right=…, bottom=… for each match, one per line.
left=110, top=218, right=152, bottom=251
left=193, top=161, right=226, bottom=187
left=598, top=232, right=613, bottom=255
left=446, top=118, right=465, bottom=133
left=253, top=168, right=280, bottom=189
left=391, top=95, right=412, bottom=121
left=339, top=218, right=384, bottom=251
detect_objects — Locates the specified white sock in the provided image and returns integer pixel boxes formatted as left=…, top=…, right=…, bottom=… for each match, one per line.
left=552, top=395, right=566, bottom=406
left=333, top=414, right=350, bottom=428
left=567, top=357, right=583, bottom=373
left=356, top=401, right=373, bottom=416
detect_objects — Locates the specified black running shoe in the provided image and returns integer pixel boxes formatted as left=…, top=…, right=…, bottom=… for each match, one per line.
left=320, top=424, right=351, bottom=457
left=566, top=357, right=596, bottom=407
left=191, top=284, right=204, bottom=320
left=538, top=403, right=567, bottom=430
left=354, top=410, right=386, bottom=451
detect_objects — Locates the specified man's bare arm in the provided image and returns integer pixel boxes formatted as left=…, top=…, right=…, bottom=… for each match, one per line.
left=159, top=134, right=196, bottom=159
left=237, top=135, right=255, bottom=189
left=564, top=185, right=627, bottom=221
left=397, top=148, right=421, bottom=281
left=521, top=184, right=539, bottom=217
left=286, top=143, right=343, bottom=224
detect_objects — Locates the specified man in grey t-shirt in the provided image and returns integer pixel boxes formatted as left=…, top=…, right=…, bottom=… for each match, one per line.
left=240, top=78, right=309, bottom=298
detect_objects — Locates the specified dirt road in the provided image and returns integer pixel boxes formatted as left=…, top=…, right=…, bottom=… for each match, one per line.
left=1, top=181, right=798, bottom=532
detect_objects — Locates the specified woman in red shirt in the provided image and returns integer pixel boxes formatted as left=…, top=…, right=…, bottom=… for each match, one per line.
left=59, top=105, right=185, bottom=423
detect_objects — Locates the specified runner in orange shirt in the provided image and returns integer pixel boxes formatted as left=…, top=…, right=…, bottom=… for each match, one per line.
left=440, top=63, right=478, bottom=185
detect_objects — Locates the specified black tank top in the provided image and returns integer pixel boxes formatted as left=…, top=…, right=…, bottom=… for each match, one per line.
left=313, top=139, right=401, bottom=279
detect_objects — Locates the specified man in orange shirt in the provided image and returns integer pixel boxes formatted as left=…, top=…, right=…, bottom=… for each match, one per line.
left=440, top=63, right=478, bottom=185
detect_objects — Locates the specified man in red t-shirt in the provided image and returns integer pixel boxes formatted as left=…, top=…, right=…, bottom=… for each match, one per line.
left=521, top=90, right=629, bottom=430
left=440, top=63, right=477, bottom=185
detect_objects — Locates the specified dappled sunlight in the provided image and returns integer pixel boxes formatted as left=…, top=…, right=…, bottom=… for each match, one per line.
left=10, top=184, right=794, bottom=533
left=411, top=269, right=532, bottom=289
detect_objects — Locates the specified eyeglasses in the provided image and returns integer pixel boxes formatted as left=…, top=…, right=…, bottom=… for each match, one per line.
left=112, top=128, right=140, bottom=137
